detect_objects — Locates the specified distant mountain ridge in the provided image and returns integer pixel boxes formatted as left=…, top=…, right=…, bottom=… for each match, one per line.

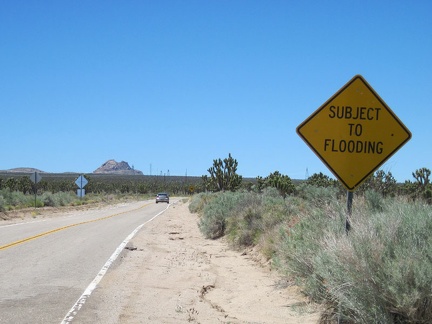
left=3, top=167, right=44, bottom=173
left=1, top=160, right=143, bottom=175
left=93, top=159, right=143, bottom=175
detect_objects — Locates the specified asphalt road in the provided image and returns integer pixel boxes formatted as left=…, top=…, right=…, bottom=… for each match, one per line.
left=0, top=199, right=173, bottom=324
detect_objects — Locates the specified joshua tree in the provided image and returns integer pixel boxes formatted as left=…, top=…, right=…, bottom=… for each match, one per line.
left=412, top=167, right=431, bottom=189
left=204, top=153, right=242, bottom=192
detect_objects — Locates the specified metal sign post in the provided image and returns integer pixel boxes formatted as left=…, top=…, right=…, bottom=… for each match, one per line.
left=30, top=172, right=42, bottom=208
left=346, top=191, right=353, bottom=232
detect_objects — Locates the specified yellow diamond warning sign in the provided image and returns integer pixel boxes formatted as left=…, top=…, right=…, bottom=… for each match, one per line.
left=296, top=75, right=411, bottom=191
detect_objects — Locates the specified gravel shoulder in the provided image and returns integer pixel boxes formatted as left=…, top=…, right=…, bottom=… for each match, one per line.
left=73, top=199, right=320, bottom=323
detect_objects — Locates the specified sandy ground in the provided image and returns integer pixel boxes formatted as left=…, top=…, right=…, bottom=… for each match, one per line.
left=72, top=199, right=320, bottom=324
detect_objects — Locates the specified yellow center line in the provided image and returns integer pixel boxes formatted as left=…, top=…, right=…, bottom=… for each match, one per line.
left=0, top=202, right=152, bottom=251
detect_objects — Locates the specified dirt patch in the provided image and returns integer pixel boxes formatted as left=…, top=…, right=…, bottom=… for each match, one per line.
left=73, top=199, right=319, bottom=323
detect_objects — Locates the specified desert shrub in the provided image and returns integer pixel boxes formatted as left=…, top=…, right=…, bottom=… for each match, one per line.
left=56, top=192, right=76, bottom=206
left=260, top=187, right=293, bottom=228
left=34, top=199, right=44, bottom=208
left=297, top=184, right=339, bottom=208
left=306, top=172, right=337, bottom=187
left=318, top=199, right=432, bottom=323
left=0, top=189, right=77, bottom=209
left=189, top=192, right=216, bottom=214
left=202, top=188, right=303, bottom=257
left=0, top=189, right=34, bottom=209
left=0, top=195, right=5, bottom=211
left=255, top=189, right=306, bottom=258
left=195, top=189, right=291, bottom=246
left=10, top=191, right=32, bottom=207
left=137, top=184, right=147, bottom=194
left=196, top=190, right=268, bottom=239
left=257, top=171, right=296, bottom=197
left=41, top=193, right=56, bottom=207
left=193, top=188, right=304, bottom=256
left=423, top=188, right=432, bottom=204
left=197, top=191, right=249, bottom=239
left=225, top=191, right=263, bottom=246
left=41, top=192, right=76, bottom=207
left=364, top=189, right=386, bottom=212
left=276, top=195, right=432, bottom=323
left=274, top=198, right=346, bottom=300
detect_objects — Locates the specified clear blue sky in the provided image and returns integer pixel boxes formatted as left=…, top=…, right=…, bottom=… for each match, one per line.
left=1, top=1, right=431, bottom=182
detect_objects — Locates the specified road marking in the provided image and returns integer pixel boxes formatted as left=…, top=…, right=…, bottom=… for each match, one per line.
left=0, top=218, right=49, bottom=228
left=0, top=202, right=152, bottom=251
left=61, top=203, right=171, bottom=324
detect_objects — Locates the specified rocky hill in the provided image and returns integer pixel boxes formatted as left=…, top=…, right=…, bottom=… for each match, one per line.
left=3, top=167, right=44, bottom=173
left=93, top=160, right=143, bottom=175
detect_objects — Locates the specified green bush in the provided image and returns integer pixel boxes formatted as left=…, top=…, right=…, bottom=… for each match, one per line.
left=189, top=192, right=216, bottom=214
left=41, top=192, right=76, bottom=207
left=257, top=171, right=296, bottom=197
left=364, top=189, right=386, bottom=212
left=226, top=188, right=297, bottom=250
left=197, top=192, right=241, bottom=239
left=273, top=198, right=346, bottom=298
left=225, top=191, right=263, bottom=246
left=297, top=184, right=339, bottom=208
left=0, top=195, right=5, bottom=212
left=261, top=187, right=293, bottom=228
left=0, top=189, right=78, bottom=210
left=276, top=195, right=432, bottom=323
left=193, top=188, right=296, bottom=254
left=0, top=189, right=34, bottom=209
left=34, top=199, right=44, bottom=208
left=194, top=191, right=264, bottom=240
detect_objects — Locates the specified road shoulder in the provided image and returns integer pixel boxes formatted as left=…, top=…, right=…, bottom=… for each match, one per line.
left=73, top=199, right=320, bottom=323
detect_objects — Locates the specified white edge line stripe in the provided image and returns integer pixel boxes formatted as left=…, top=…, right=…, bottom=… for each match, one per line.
left=60, top=204, right=170, bottom=324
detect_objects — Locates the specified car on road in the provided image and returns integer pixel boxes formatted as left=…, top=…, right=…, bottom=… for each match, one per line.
left=156, top=193, right=169, bottom=204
